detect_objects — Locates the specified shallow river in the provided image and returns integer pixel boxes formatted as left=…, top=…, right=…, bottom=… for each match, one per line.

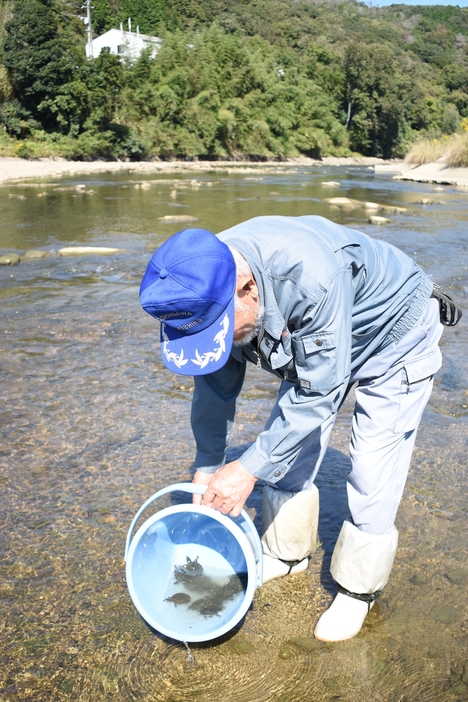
left=1, top=164, right=467, bottom=701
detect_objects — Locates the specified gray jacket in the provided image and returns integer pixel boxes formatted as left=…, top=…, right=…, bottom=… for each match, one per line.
left=191, top=216, right=433, bottom=482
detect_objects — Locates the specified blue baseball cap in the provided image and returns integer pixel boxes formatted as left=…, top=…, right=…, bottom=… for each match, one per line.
left=140, top=228, right=236, bottom=376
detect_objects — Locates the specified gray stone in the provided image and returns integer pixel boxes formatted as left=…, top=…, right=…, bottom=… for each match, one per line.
left=23, top=249, right=49, bottom=259
left=0, top=253, right=20, bottom=265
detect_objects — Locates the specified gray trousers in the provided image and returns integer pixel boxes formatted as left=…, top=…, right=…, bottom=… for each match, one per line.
left=264, top=298, right=443, bottom=536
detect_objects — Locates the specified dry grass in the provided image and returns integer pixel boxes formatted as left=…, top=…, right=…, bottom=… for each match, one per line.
left=404, top=137, right=449, bottom=165
left=446, top=132, right=468, bottom=168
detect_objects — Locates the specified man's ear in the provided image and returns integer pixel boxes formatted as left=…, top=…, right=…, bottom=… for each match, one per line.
left=236, top=275, right=258, bottom=298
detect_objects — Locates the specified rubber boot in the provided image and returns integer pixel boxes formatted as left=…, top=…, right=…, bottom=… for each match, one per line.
left=314, top=519, right=398, bottom=641
left=262, top=484, right=319, bottom=584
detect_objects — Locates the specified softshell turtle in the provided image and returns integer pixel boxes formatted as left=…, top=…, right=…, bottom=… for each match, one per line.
left=188, top=596, right=225, bottom=618
left=222, top=574, right=246, bottom=598
left=164, top=593, right=191, bottom=606
left=174, top=556, right=203, bottom=584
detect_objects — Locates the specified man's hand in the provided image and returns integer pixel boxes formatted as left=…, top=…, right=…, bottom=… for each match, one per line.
left=192, top=460, right=257, bottom=517
left=192, top=470, right=213, bottom=506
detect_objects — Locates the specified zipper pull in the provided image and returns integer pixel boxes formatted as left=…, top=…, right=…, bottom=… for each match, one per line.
left=257, top=353, right=262, bottom=369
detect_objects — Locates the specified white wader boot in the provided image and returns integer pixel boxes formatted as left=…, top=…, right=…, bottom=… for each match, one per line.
left=262, top=484, right=319, bottom=583
left=314, top=520, right=398, bottom=641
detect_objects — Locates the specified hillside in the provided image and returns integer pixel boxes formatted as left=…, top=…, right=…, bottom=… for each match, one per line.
left=1, top=0, right=468, bottom=160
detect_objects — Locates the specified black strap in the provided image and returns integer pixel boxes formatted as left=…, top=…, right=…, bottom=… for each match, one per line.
left=279, top=558, right=304, bottom=573
left=337, top=585, right=383, bottom=612
left=431, top=286, right=463, bottom=327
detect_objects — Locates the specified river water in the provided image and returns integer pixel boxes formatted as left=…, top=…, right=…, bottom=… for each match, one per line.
left=0, top=165, right=467, bottom=701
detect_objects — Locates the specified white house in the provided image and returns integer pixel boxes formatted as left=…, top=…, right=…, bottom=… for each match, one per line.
left=86, top=25, right=162, bottom=61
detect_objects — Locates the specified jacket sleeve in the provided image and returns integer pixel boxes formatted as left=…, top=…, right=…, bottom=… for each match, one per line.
left=191, top=353, right=246, bottom=473
left=239, top=266, right=354, bottom=482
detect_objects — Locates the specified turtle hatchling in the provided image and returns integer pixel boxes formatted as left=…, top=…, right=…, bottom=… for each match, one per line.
left=174, top=556, right=204, bottom=583
left=164, top=593, right=191, bottom=606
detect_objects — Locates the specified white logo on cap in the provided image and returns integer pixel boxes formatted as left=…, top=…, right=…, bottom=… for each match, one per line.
left=161, top=314, right=230, bottom=370
left=191, top=314, right=229, bottom=369
left=161, top=325, right=189, bottom=369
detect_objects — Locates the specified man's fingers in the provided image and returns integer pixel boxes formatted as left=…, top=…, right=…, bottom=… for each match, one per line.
left=202, top=486, right=216, bottom=506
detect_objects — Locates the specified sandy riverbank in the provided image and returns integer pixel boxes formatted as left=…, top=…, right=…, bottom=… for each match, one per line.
left=0, top=156, right=387, bottom=184
left=376, top=159, right=468, bottom=186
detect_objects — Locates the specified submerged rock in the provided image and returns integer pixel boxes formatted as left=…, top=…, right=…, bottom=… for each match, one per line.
left=431, top=604, right=461, bottom=624
left=445, top=569, right=468, bottom=585
left=410, top=573, right=428, bottom=586
left=227, top=640, right=255, bottom=655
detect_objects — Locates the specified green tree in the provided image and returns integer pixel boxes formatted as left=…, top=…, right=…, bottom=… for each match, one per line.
left=344, top=41, right=407, bottom=158
left=2, top=0, right=86, bottom=132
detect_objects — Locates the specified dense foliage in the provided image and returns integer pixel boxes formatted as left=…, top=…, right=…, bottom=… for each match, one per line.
left=1, top=0, right=468, bottom=160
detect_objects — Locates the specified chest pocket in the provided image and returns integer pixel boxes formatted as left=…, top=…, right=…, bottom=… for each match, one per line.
left=259, top=332, right=298, bottom=381
left=293, top=331, right=337, bottom=389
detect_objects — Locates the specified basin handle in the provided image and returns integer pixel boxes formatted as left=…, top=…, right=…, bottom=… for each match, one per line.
left=124, top=482, right=207, bottom=561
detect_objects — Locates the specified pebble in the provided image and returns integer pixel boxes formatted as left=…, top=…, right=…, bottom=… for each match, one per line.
left=0, top=252, right=20, bottom=265
left=410, top=573, right=428, bottom=586
left=321, top=181, right=341, bottom=187
left=462, top=663, right=468, bottom=684
left=288, top=637, right=320, bottom=652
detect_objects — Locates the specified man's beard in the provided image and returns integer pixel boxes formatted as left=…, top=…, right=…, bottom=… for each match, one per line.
left=232, top=299, right=265, bottom=347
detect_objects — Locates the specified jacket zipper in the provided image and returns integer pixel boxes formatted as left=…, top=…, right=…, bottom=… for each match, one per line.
left=256, top=330, right=265, bottom=368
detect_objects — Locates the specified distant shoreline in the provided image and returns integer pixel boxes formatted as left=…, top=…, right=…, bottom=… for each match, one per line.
left=1, top=156, right=467, bottom=186
left=0, top=156, right=388, bottom=184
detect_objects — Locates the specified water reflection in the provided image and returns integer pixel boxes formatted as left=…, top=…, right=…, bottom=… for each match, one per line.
left=0, top=165, right=467, bottom=701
